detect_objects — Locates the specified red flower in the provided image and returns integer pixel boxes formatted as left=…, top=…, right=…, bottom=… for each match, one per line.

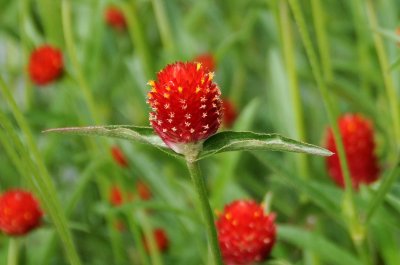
left=104, top=6, right=127, bottom=30
left=111, top=146, right=128, bottom=167
left=109, top=186, right=124, bottom=206
left=222, top=98, right=238, bottom=128
left=147, top=62, right=222, bottom=152
left=143, top=228, right=169, bottom=253
left=193, top=53, right=216, bottom=72
left=0, top=189, right=43, bottom=236
left=325, top=113, right=380, bottom=189
left=28, top=45, right=63, bottom=86
left=137, top=181, right=152, bottom=201
left=216, top=200, right=276, bottom=265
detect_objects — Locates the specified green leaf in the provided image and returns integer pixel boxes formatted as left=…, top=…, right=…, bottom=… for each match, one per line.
left=43, top=125, right=181, bottom=158
left=199, top=131, right=332, bottom=159
left=278, top=225, right=363, bottom=265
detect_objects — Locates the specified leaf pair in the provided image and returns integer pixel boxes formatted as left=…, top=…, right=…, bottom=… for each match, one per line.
left=44, top=125, right=332, bottom=160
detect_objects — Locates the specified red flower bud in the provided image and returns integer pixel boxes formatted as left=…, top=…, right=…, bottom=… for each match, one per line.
left=143, top=228, right=169, bottom=253
left=104, top=6, right=127, bottom=30
left=0, top=189, right=43, bottom=236
left=147, top=62, right=222, bottom=152
left=222, top=98, right=238, bottom=128
left=28, top=45, right=63, bottom=86
left=137, top=181, right=152, bottom=201
left=216, top=200, right=276, bottom=265
left=110, top=146, right=128, bottom=167
left=324, top=113, right=380, bottom=189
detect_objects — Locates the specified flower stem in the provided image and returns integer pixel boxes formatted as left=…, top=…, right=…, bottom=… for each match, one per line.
left=365, top=0, right=400, bottom=148
left=7, top=238, right=19, bottom=265
left=288, top=0, right=362, bottom=243
left=185, top=159, right=223, bottom=265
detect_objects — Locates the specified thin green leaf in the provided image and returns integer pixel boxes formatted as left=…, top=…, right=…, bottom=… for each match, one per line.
left=199, top=131, right=332, bottom=159
left=279, top=225, right=363, bottom=265
left=43, top=125, right=181, bottom=158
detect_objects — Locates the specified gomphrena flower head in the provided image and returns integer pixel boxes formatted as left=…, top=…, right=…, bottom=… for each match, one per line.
left=0, top=189, right=43, bottom=236
left=104, top=6, right=127, bottom=30
left=28, top=45, right=63, bottom=86
left=193, top=53, right=216, bottom=72
left=110, top=145, right=128, bottom=167
left=147, top=62, right=222, bottom=153
left=324, top=113, right=379, bottom=189
left=216, top=200, right=276, bottom=265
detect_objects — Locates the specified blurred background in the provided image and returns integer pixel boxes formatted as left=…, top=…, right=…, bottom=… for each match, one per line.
left=0, top=0, right=400, bottom=264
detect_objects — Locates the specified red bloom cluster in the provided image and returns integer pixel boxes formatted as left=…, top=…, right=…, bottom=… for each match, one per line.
left=143, top=228, right=169, bottom=253
left=0, top=189, right=43, bottom=236
left=110, top=146, right=128, bottom=168
left=325, top=113, right=379, bottom=189
left=216, top=200, right=276, bottom=265
left=147, top=62, right=222, bottom=150
left=193, top=53, right=216, bottom=72
left=104, top=6, right=127, bottom=30
left=28, top=45, right=63, bottom=86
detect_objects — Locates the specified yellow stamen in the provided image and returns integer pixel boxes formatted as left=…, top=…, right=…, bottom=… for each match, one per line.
left=147, top=93, right=153, bottom=99
left=178, top=86, right=183, bottom=93
left=208, top=72, right=214, bottom=81
left=196, top=86, right=201, bottom=93
left=164, top=93, right=170, bottom=99
left=151, top=87, right=157, bottom=93
left=196, top=62, right=201, bottom=71
left=165, top=86, right=171, bottom=91
left=225, top=213, right=232, bottom=220
left=147, top=80, right=155, bottom=86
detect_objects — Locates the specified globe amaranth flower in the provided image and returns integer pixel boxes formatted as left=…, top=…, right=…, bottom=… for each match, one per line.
left=324, top=113, right=379, bottom=189
left=216, top=200, right=276, bottom=265
left=28, top=45, right=63, bottom=86
left=104, top=6, right=127, bottom=30
left=147, top=62, right=222, bottom=154
left=0, top=189, right=43, bottom=236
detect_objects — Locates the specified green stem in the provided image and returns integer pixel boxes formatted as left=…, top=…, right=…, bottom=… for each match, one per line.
left=0, top=77, right=82, bottom=265
left=151, top=0, right=176, bottom=56
left=120, top=2, right=154, bottom=79
left=278, top=0, right=309, bottom=180
left=366, top=159, right=400, bottom=223
left=126, top=213, right=150, bottom=265
left=288, top=0, right=360, bottom=241
left=7, top=238, right=19, bottom=265
left=365, top=0, right=400, bottom=148
left=138, top=210, right=163, bottom=265
left=186, top=159, right=222, bottom=265
left=61, top=0, right=100, bottom=124
left=310, top=0, right=333, bottom=82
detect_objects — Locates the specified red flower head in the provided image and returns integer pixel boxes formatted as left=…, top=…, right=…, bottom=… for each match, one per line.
left=104, top=6, right=127, bottom=30
left=147, top=62, right=222, bottom=153
left=325, top=113, right=380, bottom=189
left=110, top=146, right=128, bottom=167
left=0, top=189, right=43, bottom=236
left=136, top=181, right=152, bottom=201
left=193, top=53, right=216, bottom=72
left=28, top=45, right=63, bottom=86
left=143, top=228, right=169, bottom=253
left=222, top=98, right=238, bottom=128
left=216, top=200, right=276, bottom=265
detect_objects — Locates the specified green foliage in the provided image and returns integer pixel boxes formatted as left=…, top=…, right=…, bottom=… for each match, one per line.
left=0, top=0, right=400, bottom=264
